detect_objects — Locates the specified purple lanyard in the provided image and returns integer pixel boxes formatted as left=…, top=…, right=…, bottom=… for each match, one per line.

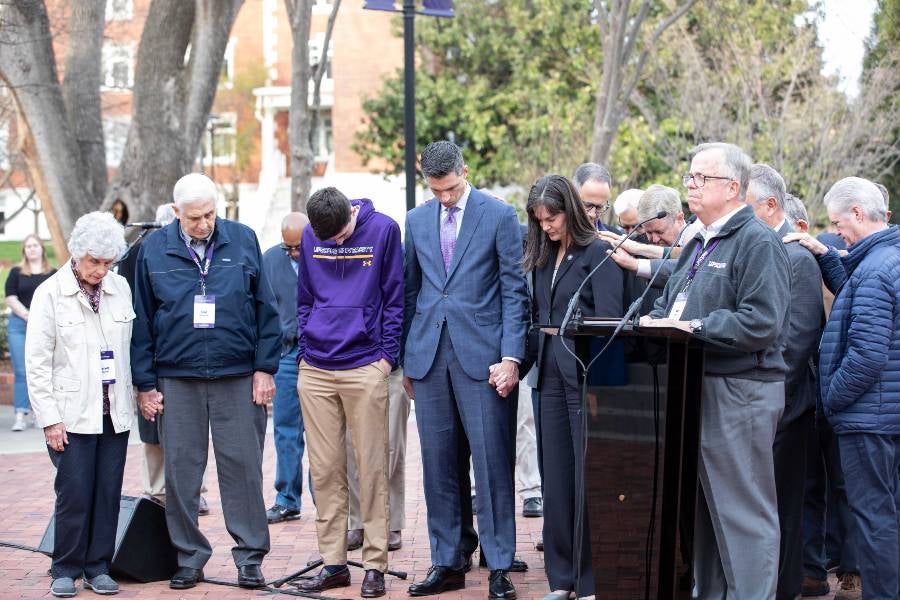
left=681, top=238, right=720, bottom=293
left=184, top=240, right=215, bottom=294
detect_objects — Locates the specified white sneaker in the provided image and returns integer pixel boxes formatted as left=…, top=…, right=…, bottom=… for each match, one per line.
left=11, top=414, right=26, bottom=432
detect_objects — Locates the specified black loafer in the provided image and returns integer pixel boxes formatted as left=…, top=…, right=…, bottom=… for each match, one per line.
left=170, top=567, right=203, bottom=589
left=237, top=564, right=266, bottom=588
left=408, top=566, right=465, bottom=596
left=488, top=569, right=516, bottom=599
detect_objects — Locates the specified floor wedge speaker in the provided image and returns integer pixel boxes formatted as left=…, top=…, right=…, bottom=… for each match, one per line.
left=39, top=495, right=177, bottom=582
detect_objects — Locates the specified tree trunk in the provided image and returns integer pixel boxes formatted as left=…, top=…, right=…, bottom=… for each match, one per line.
left=0, top=0, right=94, bottom=259
left=104, top=0, right=244, bottom=221
left=285, top=0, right=315, bottom=213
left=62, top=0, right=107, bottom=203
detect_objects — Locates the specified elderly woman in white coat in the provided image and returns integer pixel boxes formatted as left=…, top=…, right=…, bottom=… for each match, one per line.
left=26, top=212, right=135, bottom=598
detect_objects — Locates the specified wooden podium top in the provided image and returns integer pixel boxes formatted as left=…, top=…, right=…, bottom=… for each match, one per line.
left=541, top=318, right=695, bottom=341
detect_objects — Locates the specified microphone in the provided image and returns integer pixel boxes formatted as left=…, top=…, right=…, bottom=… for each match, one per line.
left=559, top=210, right=668, bottom=334
left=126, top=221, right=162, bottom=229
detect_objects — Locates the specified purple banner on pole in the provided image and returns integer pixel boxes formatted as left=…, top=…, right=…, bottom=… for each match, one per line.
left=363, top=0, right=397, bottom=12
left=420, top=0, right=454, bottom=17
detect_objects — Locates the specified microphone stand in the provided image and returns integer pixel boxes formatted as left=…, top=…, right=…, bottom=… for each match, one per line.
left=558, top=211, right=669, bottom=335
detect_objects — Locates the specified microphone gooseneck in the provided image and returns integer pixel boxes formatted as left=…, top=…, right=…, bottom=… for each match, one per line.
left=126, top=221, right=163, bottom=229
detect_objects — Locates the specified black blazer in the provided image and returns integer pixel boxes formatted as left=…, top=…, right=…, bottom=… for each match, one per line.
left=531, top=238, right=624, bottom=390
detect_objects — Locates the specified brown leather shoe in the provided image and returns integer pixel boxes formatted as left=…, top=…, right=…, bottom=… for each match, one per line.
left=361, top=569, right=385, bottom=598
left=297, top=566, right=351, bottom=592
left=347, top=528, right=364, bottom=551
left=388, top=530, right=402, bottom=551
left=800, top=575, right=830, bottom=596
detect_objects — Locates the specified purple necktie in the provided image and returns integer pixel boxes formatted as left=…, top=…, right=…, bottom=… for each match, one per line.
left=440, top=206, right=459, bottom=273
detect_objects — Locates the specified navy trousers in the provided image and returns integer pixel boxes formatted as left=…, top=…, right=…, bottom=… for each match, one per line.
left=838, top=432, right=900, bottom=600
left=412, top=326, right=515, bottom=571
left=48, top=415, right=129, bottom=579
left=774, top=408, right=813, bottom=599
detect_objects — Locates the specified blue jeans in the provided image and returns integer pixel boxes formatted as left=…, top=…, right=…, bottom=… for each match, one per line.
left=272, top=345, right=305, bottom=511
left=8, top=313, right=30, bottom=413
left=838, top=432, right=899, bottom=600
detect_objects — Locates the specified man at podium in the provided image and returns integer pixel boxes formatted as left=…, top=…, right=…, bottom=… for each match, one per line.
left=642, top=142, right=791, bottom=599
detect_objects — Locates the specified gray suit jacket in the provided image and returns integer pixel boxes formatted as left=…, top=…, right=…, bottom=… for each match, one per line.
left=402, top=187, right=529, bottom=381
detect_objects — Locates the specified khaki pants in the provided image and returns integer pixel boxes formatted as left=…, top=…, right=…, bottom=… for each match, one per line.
left=348, top=368, right=410, bottom=531
left=299, top=360, right=390, bottom=571
left=141, top=443, right=209, bottom=503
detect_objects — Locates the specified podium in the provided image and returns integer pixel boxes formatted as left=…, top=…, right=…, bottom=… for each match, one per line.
left=549, top=320, right=706, bottom=599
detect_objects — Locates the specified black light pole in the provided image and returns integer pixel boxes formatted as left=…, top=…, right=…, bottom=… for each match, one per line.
left=403, top=0, right=416, bottom=212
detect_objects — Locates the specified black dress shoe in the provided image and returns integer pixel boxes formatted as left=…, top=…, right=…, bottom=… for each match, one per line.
left=266, top=504, right=301, bottom=524
left=535, top=539, right=544, bottom=552
left=479, top=551, right=527, bottom=572
left=522, top=497, right=543, bottom=518
left=488, top=570, right=516, bottom=599
left=361, top=569, right=386, bottom=598
left=463, top=553, right=474, bottom=573
left=238, top=564, right=265, bottom=588
left=347, top=528, right=364, bottom=551
left=297, top=566, right=351, bottom=592
left=408, top=566, right=466, bottom=596
left=170, top=567, right=203, bottom=589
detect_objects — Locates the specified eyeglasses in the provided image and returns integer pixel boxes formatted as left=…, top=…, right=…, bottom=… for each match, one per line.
left=682, top=173, right=733, bottom=188
left=583, top=202, right=610, bottom=215
left=281, top=243, right=301, bottom=253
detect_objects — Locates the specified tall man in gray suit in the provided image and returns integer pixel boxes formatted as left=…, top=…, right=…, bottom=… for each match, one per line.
left=746, top=164, right=824, bottom=600
left=402, top=141, right=528, bottom=599
left=642, top=143, right=791, bottom=598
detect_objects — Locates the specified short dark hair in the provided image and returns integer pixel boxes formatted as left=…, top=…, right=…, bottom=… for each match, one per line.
left=307, top=187, right=351, bottom=240
left=572, top=163, right=612, bottom=188
left=420, top=141, right=464, bottom=179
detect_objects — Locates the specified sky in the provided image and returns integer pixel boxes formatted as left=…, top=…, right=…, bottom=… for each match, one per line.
left=816, top=0, right=878, bottom=97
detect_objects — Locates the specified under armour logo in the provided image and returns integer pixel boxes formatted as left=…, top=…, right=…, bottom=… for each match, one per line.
left=363, top=260, right=372, bottom=267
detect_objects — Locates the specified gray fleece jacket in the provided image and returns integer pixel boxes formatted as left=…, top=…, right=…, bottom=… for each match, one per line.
left=650, top=204, right=791, bottom=381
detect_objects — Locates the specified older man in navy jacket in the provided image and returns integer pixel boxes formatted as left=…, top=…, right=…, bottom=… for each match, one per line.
left=132, top=173, right=280, bottom=591
left=788, top=176, right=900, bottom=599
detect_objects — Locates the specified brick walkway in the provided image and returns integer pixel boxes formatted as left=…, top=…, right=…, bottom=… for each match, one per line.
left=0, top=411, right=551, bottom=600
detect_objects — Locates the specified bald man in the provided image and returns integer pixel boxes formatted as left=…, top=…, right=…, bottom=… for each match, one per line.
left=263, top=212, right=310, bottom=524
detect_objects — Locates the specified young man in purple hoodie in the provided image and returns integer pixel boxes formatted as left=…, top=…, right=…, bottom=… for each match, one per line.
left=295, top=187, right=403, bottom=598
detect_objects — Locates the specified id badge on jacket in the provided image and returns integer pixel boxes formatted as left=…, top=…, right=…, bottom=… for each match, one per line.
left=194, top=295, right=216, bottom=328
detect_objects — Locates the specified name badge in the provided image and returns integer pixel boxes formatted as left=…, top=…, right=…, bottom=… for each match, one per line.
left=668, top=292, right=688, bottom=321
left=194, top=295, right=216, bottom=328
left=100, top=350, right=116, bottom=384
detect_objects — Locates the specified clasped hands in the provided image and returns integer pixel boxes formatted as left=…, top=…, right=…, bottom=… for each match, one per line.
left=488, top=359, right=519, bottom=398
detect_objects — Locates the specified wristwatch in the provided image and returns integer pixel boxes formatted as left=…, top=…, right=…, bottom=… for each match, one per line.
left=689, top=318, right=703, bottom=334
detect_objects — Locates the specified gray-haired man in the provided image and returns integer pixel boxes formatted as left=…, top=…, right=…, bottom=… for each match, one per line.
left=132, top=173, right=280, bottom=590
left=642, top=143, right=791, bottom=598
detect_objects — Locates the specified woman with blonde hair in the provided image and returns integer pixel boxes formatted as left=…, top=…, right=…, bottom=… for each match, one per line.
left=5, top=233, right=55, bottom=431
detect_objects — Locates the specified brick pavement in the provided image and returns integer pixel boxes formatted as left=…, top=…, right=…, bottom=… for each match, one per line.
left=0, top=411, right=551, bottom=600
left=0, top=409, right=845, bottom=599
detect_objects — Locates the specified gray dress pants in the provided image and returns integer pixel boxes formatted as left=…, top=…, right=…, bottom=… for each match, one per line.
left=158, top=376, right=269, bottom=569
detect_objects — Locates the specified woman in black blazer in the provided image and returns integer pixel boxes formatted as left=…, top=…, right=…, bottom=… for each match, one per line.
left=523, top=174, right=624, bottom=600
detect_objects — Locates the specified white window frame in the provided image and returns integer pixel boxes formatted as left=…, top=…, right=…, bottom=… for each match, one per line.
left=220, top=38, right=236, bottom=89
left=314, top=112, right=333, bottom=161
left=204, top=113, right=238, bottom=167
left=102, top=43, right=135, bottom=90
left=105, top=0, right=133, bottom=21
left=312, top=0, right=334, bottom=15
left=308, top=33, right=333, bottom=81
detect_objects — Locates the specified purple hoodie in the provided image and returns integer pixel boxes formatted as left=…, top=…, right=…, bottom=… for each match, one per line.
left=296, top=199, right=403, bottom=370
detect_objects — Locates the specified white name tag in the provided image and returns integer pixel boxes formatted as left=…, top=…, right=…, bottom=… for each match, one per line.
left=668, top=292, right=688, bottom=321
left=100, top=350, right=116, bottom=384
left=194, top=295, right=216, bottom=328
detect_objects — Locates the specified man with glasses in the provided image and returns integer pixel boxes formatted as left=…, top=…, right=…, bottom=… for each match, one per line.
left=573, top=162, right=616, bottom=231
left=262, top=212, right=310, bottom=524
left=642, top=143, right=791, bottom=599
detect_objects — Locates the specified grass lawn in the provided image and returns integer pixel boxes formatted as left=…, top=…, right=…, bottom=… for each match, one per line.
left=0, top=240, right=59, bottom=301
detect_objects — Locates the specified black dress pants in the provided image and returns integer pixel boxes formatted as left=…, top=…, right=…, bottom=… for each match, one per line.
left=48, top=415, right=129, bottom=579
left=539, top=354, right=594, bottom=596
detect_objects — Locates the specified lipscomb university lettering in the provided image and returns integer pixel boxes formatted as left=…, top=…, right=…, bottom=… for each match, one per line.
left=312, top=245, right=376, bottom=261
